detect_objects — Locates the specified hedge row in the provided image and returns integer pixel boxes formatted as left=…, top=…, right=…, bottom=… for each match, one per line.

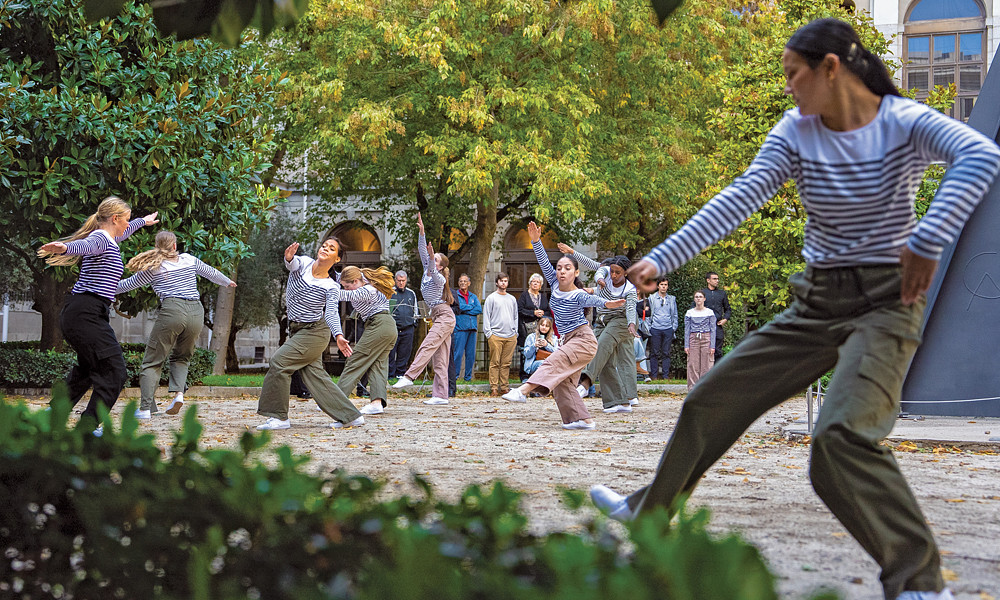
left=0, top=392, right=807, bottom=600
left=0, top=341, right=214, bottom=388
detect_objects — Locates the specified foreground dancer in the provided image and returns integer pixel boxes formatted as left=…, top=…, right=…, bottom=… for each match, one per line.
left=336, top=266, right=398, bottom=415
left=118, top=231, right=236, bottom=418
left=38, top=197, right=157, bottom=434
left=502, top=222, right=624, bottom=429
left=591, top=19, right=1000, bottom=600
left=256, top=238, right=364, bottom=430
left=392, top=213, right=455, bottom=404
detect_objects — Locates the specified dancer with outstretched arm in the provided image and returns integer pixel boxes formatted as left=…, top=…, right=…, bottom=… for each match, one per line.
left=502, top=222, right=624, bottom=430
left=117, top=230, right=235, bottom=419
left=391, top=213, right=456, bottom=405
left=256, top=237, right=364, bottom=430
left=336, top=265, right=398, bottom=415
left=37, top=196, right=157, bottom=435
left=590, top=18, right=1000, bottom=600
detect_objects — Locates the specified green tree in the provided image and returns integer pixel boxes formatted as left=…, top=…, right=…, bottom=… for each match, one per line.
left=0, top=0, right=282, bottom=349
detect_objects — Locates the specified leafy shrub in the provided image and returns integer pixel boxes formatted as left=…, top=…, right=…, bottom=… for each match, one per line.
left=0, top=342, right=215, bottom=388
left=0, top=391, right=793, bottom=600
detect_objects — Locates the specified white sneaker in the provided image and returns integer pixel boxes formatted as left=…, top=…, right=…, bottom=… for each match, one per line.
left=576, top=384, right=589, bottom=398
left=360, top=403, right=384, bottom=415
left=134, top=409, right=151, bottom=420
left=422, top=397, right=449, bottom=405
left=602, top=404, right=632, bottom=413
left=392, top=376, right=414, bottom=388
left=165, top=396, right=184, bottom=415
left=589, top=485, right=634, bottom=522
left=502, top=389, right=527, bottom=403
left=93, top=424, right=104, bottom=437
left=332, top=416, right=365, bottom=429
left=563, top=419, right=596, bottom=430
left=896, top=590, right=954, bottom=600
left=256, top=417, right=291, bottom=430
left=629, top=397, right=639, bottom=406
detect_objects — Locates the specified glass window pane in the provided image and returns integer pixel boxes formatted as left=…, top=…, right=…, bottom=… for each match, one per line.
left=909, top=0, right=982, bottom=21
left=934, top=35, right=955, bottom=62
left=908, top=37, right=930, bottom=64
left=960, top=33, right=982, bottom=62
left=959, top=65, right=981, bottom=92
left=505, top=264, right=525, bottom=291
left=933, top=66, right=955, bottom=88
left=907, top=69, right=929, bottom=92
left=960, top=96, right=976, bottom=122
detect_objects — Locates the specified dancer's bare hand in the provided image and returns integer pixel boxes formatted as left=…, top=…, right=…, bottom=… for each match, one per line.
left=605, top=298, right=625, bottom=309
left=416, top=212, right=425, bottom=235
left=900, top=246, right=937, bottom=306
left=628, top=323, right=638, bottom=338
left=38, top=241, right=66, bottom=256
left=228, top=282, right=238, bottom=288
left=336, top=335, right=353, bottom=358
left=142, top=212, right=159, bottom=226
left=284, top=242, right=299, bottom=262
left=627, top=259, right=659, bottom=294
left=527, top=221, right=541, bottom=243
left=595, top=278, right=606, bottom=289
left=556, top=242, right=574, bottom=254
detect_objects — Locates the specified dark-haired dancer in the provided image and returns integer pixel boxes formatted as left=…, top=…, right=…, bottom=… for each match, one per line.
left=559, top=249, right=638, bottom=413
left=502, top=223, right=624, bottom=429
left=38, top=196, right=157, bottom=435
left=256, top=238, right=364, bottom=430
left=392, top=213, right=456, bottom=404
left=337, top=265, right=398, bottom=415
left=591, top=18, right=1000, bottom=600
left=117, top=230, right=235, bottom=419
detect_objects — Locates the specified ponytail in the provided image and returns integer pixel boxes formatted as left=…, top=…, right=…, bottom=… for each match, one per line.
left=441, top=266, right=454, bottom=305
left=126, top=230, right=179, bottom=272
left=786, top=18, right=900, bottom=98
left=360, top=266, right=395, bottom=299
left=40, top=196, right=131, bottom=266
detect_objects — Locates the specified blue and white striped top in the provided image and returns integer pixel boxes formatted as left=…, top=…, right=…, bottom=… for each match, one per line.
left=340, top=284, right=390, bottom=321
left=284, top=255, right=343, bottom=338
left=63, top=218, right=147, bottom=301
left=418, top=232, right=447, bottom=308
left=684, top=308, right=716, bottom=349
left=533, top=241, right=607, bottom=333
left=572, top=254, right=638, bottom=324
left=116, top=253, right=233, bottom=299
left=644, top=96, right=1000, bottom=275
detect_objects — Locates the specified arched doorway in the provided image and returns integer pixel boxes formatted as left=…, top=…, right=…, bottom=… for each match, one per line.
left=330, top=221, right=383, bottom=268
left=502, top=223, right=561, bottom=297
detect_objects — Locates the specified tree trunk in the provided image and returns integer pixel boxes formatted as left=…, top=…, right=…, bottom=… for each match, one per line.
left=226, top=325, right=241, bottom=373
left=210, top=283, right=237, bottom=374
left=33, top=272, right=73, bottom=350
left=465, top=194, right=499, bottom=298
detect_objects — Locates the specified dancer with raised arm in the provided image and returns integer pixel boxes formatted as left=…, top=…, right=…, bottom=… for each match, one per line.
left=559, top=247, right=639, bottom=412
left=37, top=196, right=157, bottom=435
left=590, top=19, right=1000, bottom=600
left=502, top=222, right=624, bottom=430
left=336, top=265, right=398, bottom=415
left=117, top=230, right=235, bottom=419
left=391, top=213, right=456, bottom=405
left=256, top=237, right=364, bottom=430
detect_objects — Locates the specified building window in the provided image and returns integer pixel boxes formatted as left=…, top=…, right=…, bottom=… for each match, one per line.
left=903, top=0, right=985, bottom=121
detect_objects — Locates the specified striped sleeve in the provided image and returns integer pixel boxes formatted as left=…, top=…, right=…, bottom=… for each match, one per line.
left=418, top=232, right=433, bottom=274
left=114, top=218, right=147, bottom=243
left=63, top=234, right=110, bottom=257
left=194, top=258, right=234, bottom=287
left=116, top=270, right=154, bottom=295
left=580, top=290, right=610, bottom=308
left=532, top=241, right=557, bottom=287
left=644, top=133, right=795, bottom=276
left=625, top=287, right=637, bottom=325
left=285, top=255, right=301, bottom=272
left=324, top=286, right=344, bottom=338
left=575, top=252, right=602, bottom=272
left=908, top=110, right=1000, bottom=259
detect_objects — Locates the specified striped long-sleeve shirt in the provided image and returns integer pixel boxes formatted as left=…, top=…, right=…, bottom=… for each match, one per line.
left=644, top=96, right=1000, bottom=275
left=573, top=253, right=638, bottom=323
left=533, top=241, right=607, bottom=333
left=339, top=284, right=390, bottom=321
left=418, top=232, right=447, bottom=308
left=116, top=253, right=233, bottom=299
left=63, top=218, right=147, bottom=300
left=684, top=308, right=717, bottom=349
left=284, top=255, right=343, bottom=338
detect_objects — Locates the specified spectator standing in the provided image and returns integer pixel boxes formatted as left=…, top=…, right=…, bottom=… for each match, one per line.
left=483, top=272, right=519, bottom=396
left=388, top=270, right=418, bottom=378
left=647, top=278, right=678, bottom=380
left=684, top=291, right=716, bottom=390
left=452, top=274, right=482, bottom=382
left=697, top=272, right=731, bottom=361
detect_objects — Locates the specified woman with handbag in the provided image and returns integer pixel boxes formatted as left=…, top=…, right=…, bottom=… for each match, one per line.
left=522, top=316, right=557, bottom=377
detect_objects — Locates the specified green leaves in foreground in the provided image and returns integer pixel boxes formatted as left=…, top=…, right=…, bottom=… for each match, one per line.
left=0, top=391, right=787, bottom=599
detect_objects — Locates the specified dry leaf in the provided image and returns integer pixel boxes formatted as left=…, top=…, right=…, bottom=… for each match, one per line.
left=346, top=444, right=358, bottom=448
left=941, top=568, right=958, bottom=582
left=831, top=532, right=847, bottom=538
left=945, top=498, right=965, bottom=503
left=595, top=447, right=612, bottom=453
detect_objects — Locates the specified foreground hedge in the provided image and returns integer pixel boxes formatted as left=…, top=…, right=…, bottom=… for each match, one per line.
left=0, top=392, right=801, bottom=600
left=0, top=341, right=214, bottom=388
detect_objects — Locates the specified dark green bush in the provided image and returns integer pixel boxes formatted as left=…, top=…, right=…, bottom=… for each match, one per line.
left=0, top=391, right=793, bottom=600
left=0, top=342, right=215, bottom=388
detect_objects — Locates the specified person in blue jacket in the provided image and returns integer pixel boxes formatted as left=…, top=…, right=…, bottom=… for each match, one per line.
left=452, top=273, right=483, bottom=382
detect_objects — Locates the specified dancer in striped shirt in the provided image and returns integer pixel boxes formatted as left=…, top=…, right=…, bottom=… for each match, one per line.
left=591, top=19, right=1000, bottom=600
left=256, top=237, right=364, bottom=430
left=37, top=196, right=157, bottom=434
left=117, top=231, right=236, bottom=419
left=561, top=250, right=639, bottom=412
left=391, top=213, right=456, bottom=405
left=336, top=265, right=398, bottom=415
left=502, top=222, right=624, bottom=429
